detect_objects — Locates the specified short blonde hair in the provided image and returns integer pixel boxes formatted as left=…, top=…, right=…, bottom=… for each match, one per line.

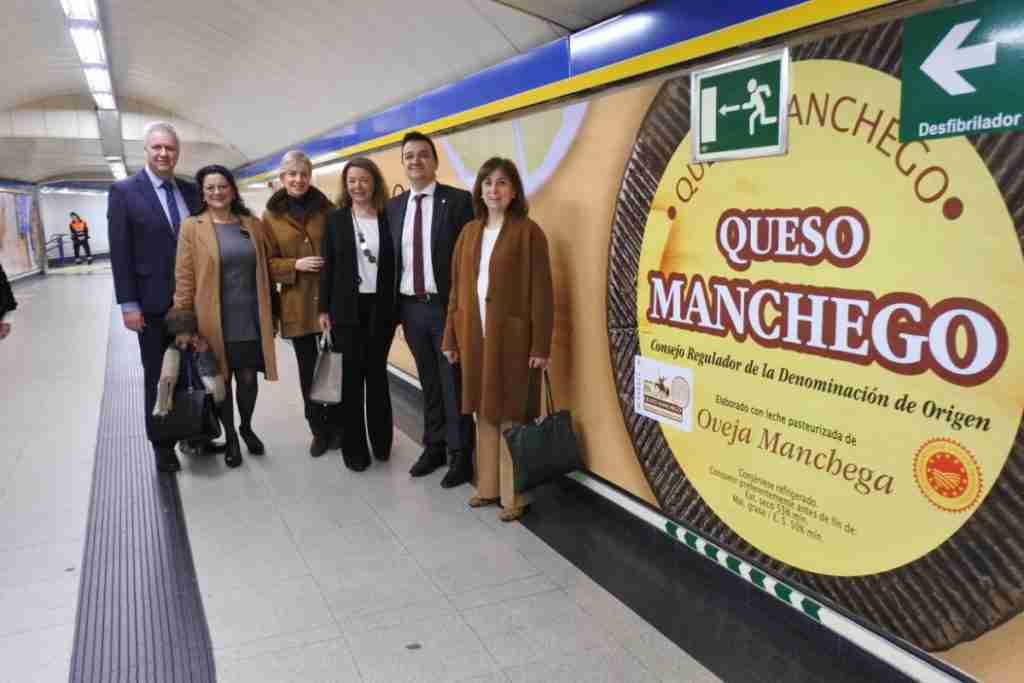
left=279, top=149, right=313, bottom=176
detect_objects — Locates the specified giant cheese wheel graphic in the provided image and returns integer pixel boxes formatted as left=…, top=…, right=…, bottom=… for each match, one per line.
left=607, top=20, right=1024, bottom=650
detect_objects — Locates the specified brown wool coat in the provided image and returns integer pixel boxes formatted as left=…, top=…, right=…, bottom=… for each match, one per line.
left=442, top=216, right=553, bottom=423
left=263, top=188, right=335, bottom=338
left=172, top=212, right=279, bottom=380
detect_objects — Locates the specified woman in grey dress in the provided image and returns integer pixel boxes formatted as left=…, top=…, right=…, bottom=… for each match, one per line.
left=170, top=165, right=279, bottom=468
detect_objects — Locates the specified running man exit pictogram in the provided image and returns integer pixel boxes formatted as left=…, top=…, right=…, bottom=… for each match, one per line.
left=692, top=48, right=790, bottom=162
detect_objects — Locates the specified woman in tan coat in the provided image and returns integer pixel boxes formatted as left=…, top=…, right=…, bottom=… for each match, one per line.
left=264, top=150, right=338, bottom=457
left=169, top=165, right=278, bottom=468
left=442, top=157, right=553, bottom=521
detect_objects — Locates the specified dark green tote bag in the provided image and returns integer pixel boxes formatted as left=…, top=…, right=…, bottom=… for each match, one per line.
left=503, top=370, right=583, bottom=494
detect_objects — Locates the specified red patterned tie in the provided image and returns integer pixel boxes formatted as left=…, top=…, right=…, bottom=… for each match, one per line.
left=412, top=194, right=426, bottom=296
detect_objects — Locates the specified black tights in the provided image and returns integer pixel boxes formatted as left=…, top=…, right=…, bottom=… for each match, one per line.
left=218, top=368, right=259, bottom=440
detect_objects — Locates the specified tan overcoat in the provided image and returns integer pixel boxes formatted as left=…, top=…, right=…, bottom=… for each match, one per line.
left=172, top=211, right=279, bottom=380
left=263, top=187, right=335, bottom=338
left=442, top=216, right=553, bottom=423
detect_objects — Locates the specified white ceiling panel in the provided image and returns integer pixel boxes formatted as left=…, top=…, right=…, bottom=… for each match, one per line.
left=0, top=0, right=87, bottom=111
left=2, top=0, right=641, bottom=180
left=103, top=0, right=576, bottom=158
left=494, top=0, right=647, bottom=29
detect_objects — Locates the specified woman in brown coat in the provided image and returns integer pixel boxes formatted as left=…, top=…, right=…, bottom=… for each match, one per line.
left=264, top=150, right=339, bottom=457
left=169, top=165, right=278, bottom=468
left=442, top=157, right=553, bottom=521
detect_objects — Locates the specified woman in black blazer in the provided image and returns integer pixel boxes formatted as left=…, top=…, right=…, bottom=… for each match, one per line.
left=318, top=157, right=397, bottom=471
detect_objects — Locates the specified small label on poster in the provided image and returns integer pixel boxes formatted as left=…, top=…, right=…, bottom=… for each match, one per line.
left=634, top=356, right=693, bottom=431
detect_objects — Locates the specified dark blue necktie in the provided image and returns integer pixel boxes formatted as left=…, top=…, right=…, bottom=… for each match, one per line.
left=162, top=181, right=181, bottom=236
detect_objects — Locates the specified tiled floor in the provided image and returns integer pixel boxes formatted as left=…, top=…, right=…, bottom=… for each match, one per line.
left=179, top=343, right=718, bottom=683
left=0, top=273, right=720, bottom=682
left=0, top=275, right=111, bottom=683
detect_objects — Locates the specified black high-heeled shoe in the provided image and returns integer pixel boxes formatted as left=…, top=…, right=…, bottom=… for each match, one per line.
left=224, top=439, right=243, bottom=468
left=238, top=426, right=265, bottom=455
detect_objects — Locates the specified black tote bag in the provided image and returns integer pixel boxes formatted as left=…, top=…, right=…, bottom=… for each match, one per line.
left=151, top=351, right=221, bottom=443
left=503, top=370, right=583, bottom=494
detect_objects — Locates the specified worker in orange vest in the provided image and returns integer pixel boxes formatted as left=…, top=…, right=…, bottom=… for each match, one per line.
left=69, top=212, right=92, bottom=264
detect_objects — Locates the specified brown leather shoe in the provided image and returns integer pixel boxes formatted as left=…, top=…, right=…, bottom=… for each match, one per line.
left=468, top=495, right=499, bottom=508
left=499, top=507, right=527, bottom=522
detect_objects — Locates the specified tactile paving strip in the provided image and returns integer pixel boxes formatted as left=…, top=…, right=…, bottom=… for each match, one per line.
left=68, top=303, right=215, bottom=683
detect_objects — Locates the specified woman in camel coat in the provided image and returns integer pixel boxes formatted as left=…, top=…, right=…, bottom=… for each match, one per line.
left=442, top=157, right=553, bottom=521
left=169, top=165, right=278, bottom=468
left=264, top=149, right=338, bottom=457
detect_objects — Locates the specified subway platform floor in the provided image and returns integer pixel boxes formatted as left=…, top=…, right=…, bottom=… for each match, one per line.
left=0, top=273, right=722, bottom=682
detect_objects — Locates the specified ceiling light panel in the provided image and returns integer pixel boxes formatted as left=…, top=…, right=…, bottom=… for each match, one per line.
left=109, top=159, right=127, bottom=180
left=84, top=67, right=112, bottom=93
left=60, top=0, right=98, bottom=21
left=70, top=26, right=107, bottom=65
left=93, top=93, right=117, bottom=110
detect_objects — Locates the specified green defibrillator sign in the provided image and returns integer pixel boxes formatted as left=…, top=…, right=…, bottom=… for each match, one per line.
left=901, top=0, right=1024, bottom=142
left=691, top=48, right=790, bottom=162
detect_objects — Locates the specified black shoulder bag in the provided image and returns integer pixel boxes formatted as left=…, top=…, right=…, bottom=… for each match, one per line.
left=503, top=370, right=583, bottom=494
left=151, top=350, right=221, bottom=443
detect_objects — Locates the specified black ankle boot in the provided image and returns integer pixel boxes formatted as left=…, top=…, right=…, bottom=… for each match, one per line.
left=224, top=439, right=242, bottom=468
left=310, top=432, right=329, bottom=458
left=238, top=426, right=265, bottom=455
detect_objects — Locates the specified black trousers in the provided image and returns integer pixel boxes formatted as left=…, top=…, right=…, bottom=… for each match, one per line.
left=72, top=237, right=91, bottom=260
left=399, top=297, right=474, bottom=454
left=332, top=294, right=396, bottom=467
left=291, top=332, right=338, bottom=435
left=138, top=312, right=173, bottom=448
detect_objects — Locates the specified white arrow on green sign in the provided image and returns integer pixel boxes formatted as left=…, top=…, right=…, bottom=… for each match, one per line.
left=901, top=0, right=1024, bottom=142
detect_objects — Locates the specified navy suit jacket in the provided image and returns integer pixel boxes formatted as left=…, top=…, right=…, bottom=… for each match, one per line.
left=108, top=170, right=199, bottom=314
left=386, top=182, right=474, bottom=309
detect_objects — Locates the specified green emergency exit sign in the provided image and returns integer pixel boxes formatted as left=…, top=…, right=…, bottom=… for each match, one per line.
left=691, top=48, right=790, bottom=162
left=901, top=0, right=1024, bottom=142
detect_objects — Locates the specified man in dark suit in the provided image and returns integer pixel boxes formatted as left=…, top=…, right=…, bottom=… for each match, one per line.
left=387, top=131, right=475, bottom=488
left=108, top=122, right=200, bottom=473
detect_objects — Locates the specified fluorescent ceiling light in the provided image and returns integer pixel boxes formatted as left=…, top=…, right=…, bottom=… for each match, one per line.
left=84, top=66, right=111, bottom=94
left=93, top=92, right=117, bottom=110
left=70, top=26, right=106, bottom=65
left=60, top=0, right=98, bottom=21
left=109, top=159, right=128, bottom=180
left=572, top=14, right=655, bottom=55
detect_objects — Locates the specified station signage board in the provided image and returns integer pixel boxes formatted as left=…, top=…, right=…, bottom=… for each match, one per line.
left=901, top=0, right=1024, bottom=141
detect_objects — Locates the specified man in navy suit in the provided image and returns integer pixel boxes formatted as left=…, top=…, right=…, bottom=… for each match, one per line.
left=386, top=131, right=475, bottom=488
left=108, top=122, right=200, bottom=473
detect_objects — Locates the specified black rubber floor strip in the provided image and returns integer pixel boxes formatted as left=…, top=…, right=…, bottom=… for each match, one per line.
left=69, top=302, right=215, bottom=683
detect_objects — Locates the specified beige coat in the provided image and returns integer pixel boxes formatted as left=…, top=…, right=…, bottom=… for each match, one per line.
left=442, top=216, right=553, bottom=423
left=263, top=187, right=335, bottom=338
left=172, top=211, right=278, bottom=380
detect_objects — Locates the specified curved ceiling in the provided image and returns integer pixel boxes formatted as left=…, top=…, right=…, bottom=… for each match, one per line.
left=1, top=0, right=642, bottom=183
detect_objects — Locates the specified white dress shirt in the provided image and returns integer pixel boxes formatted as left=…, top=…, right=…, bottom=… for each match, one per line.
left=144, top=165, right=190, bottom=232
left=400, top=181, right=438, bottom=295
left=477, top=225, right=501, bottom=330
left=352, top=213, right=380, bottom=294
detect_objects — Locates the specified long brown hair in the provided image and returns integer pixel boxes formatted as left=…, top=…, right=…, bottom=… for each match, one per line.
left=338, top=157, right=388, bottom=213
left=472, top=157, right=528, bottom=221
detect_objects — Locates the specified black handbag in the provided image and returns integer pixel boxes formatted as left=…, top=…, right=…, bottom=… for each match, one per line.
left=503, top=370, right=583, bottom=494
left=151, top=351, right=221, bottom=443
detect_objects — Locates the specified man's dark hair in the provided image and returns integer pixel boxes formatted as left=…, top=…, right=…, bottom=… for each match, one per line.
left=400, top=131, right=438, bottom=162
